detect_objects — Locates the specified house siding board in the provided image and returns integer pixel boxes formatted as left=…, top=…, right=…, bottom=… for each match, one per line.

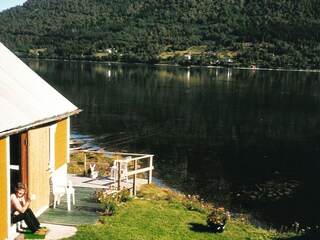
left=28, top=127, right=50, bottom=213
left=0, top=137, right=8, bottom=239
left=55, top=119, right=67, bottom=170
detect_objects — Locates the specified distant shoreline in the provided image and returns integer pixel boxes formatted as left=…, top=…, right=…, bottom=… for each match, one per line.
left=22, top=57, right=320, bottom=73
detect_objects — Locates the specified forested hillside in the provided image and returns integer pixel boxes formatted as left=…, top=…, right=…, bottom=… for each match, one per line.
left=0, top=0, right=319, bottom=69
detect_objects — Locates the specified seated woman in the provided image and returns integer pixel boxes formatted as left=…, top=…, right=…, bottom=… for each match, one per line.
left=10, top=182, right=48, bottom=236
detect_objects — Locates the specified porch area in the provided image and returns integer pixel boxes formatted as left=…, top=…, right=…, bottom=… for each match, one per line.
left=11, top=174, right=149, bottom=239
left=38, top=174, right=149, bottom=226
left=11, top=150, right=154, bottom=239
left=38, top=185, right=102, bottom=226
left=69, top=150, right=154, bottom=195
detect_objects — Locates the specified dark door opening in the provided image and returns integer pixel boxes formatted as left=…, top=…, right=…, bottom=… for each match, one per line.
left=10, top=132, right=28, bottom=193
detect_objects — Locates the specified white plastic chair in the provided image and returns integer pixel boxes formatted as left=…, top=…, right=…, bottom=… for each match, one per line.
left=110, top=156, right=131, bottom=183
left=89, top=163, right=99, bottom=179
left=51, top=175, right=75, bottom=211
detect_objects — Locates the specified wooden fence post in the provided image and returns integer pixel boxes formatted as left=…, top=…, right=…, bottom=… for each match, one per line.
left=133, top=159, right=137, bottom=196
left=117, top=161, right=121, bottom=190
left=148, top=155, right=153, bottom=183
left=84, top=153, right=87, bottom=176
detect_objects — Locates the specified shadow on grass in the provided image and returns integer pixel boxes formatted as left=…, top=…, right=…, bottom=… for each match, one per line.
left=189, top=223, right=214, bottom=233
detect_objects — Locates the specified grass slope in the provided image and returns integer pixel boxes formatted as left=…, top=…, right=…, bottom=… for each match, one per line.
left=66, top=184, right=298, bottom=240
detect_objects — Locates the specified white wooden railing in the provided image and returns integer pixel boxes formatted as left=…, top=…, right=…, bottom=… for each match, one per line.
left=72, top=150, right=154, bottom=195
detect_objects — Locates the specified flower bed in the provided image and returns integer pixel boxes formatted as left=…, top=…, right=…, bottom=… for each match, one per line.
left=206, top=207, right=231, bottom=233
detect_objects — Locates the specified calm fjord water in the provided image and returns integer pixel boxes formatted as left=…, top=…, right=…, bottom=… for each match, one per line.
left=26, top=60, right=320, bottom=229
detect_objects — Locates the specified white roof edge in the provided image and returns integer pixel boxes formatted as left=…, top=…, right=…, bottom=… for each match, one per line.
left=0, top=42, right=80, bottom=134
left=0, top=109, right=82, bottom=138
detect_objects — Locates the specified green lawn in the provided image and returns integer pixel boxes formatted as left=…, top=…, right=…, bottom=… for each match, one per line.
left=65, top=184, right=299, bottom=240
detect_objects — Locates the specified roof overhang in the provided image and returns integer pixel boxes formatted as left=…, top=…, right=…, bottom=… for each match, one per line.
left=0, top=42, right=81, bottom=137
left=0, top=109, right=82, bottom=138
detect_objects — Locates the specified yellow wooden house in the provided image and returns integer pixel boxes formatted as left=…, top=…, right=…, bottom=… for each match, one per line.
left=0, top=43, right=80, bottom=239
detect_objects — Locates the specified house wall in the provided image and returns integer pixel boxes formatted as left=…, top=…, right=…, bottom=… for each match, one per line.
left=55, top=119, right=68, bottom=169
left=0, top=137, right=8, bottom=239
left=28, top=118, right=69, bottom=213
left=28, top=127, right=51, bottom=213
left=2, top=118, right=70, bottom=239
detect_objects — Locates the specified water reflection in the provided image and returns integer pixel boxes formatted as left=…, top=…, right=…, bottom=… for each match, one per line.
left=26, top=59, right=320, bottom=229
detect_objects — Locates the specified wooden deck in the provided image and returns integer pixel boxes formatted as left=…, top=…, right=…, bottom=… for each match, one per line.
left=37, top=174, right=149, bottom=226
left=37, top=186, right=102, bottom=226
left=69, top=174, right=149, bottom=191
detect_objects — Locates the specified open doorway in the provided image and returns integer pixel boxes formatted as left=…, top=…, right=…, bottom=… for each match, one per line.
left=9, top=133, right=28, bottom=193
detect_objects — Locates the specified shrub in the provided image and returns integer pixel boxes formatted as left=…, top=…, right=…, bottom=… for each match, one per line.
left=119, top=188, right=132, bottom=202
left=95, top=187, right=132, bottom=216
left=101, top=200, right=118, bottom=216
left=206, top=207, right=231, bottom=226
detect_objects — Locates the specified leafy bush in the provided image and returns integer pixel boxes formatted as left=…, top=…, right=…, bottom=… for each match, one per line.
left=101, top=200, right=118, bottom=216
left=119, top=188, right=132, bottom=202
left=206, top=207, right=231, bottom=226
left=95, top=187, right=132, bottom=216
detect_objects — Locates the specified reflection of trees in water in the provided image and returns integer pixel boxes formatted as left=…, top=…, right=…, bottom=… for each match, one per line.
left=27, top=60, right=320, bottom=228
